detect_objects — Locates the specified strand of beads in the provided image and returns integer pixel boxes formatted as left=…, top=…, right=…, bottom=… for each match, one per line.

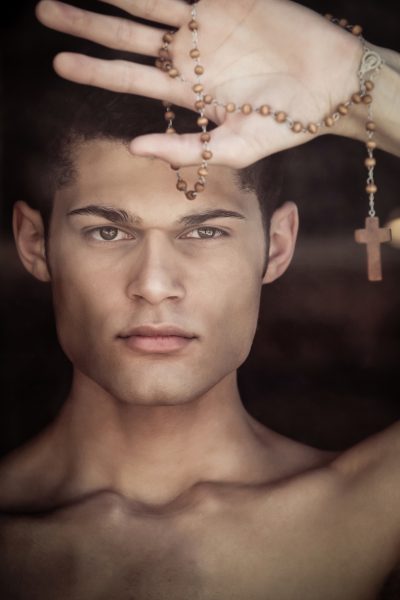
left=155, top=5, right=382, bottom=202
left=324, top=14, right=363, bottom=37
left=184, top=12, right=370, bottom=138
left=356, top=46, right=384, bottom=215
left=155, top=4, right=212, bottom=200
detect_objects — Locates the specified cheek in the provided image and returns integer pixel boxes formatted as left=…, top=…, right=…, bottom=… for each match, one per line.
left=49, top=257, right=123, bottom=362
left=199, top=257, right=262, bottom=363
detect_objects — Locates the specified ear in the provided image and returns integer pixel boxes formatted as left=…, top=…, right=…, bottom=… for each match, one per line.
left=262, top=201, right=298, bottom=284
left=12, top=201, right=51, bottom=282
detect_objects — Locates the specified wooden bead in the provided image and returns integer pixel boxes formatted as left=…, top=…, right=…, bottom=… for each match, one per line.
left=195, top=181, right=205, bottom=193
left=162, top=32, right=174, bottom=44
left=177, top=179, right=188, bottom=192
left=190, top=48, right=201, bottom=59
left=241, top=103, right=253, bottom=115
left=202, top=150, right=213, bottom=160
left=200, top=132, right=211, bottom=143
left=324, top=13, right=333, bottom=21
left=198, top=166, right=208, bottom=177
left=292, top=121, right=303, bottom=133
left=366, top=120, right=376, bottom=131
left=204, top=95, right=213, bottom=104
left=162, top=61, right=172, bottom=72
left=365, top=157, right=376, bottom=168
left=188, top=19, right=198, bottom=31
left=366, top=183, right=377, bottom=194
left=197, top=116, right=209, bottom=127
left=259, top=105, right=271, bottom=116
left=338, top=104, right=348, bottom=115
left=275, top=111, right=287, bottom=123
left=170, top=164, right=180, bottom=171
left=186, top=191, right=197, bottom=200
left=366, top=140, right=377, bottom=150
left=226, top=102, right=236, bottom=113
left=164, top=110, right=175, bottom=120
left=194, top=65, right=204, bottom=75
left=155, top=59, right=164, bottom=70
left=324, top=116, right=334, bottom=127
left=339, top=18, right=348, bottom=27
left=308, top=123, right=318, bottom=134
left=168, top=68, right=179, bottom=78
left=363, top=94, right=373, bottom=104
left=193, top=83, right=204, bottom=93
left=351, top=25, right=363, bottom=36
left=158, top=48, right=170, bottom=59
left=365, top=80, right=375, bottom=91
left=195, top=100, right=205, bottom=110
left=166, top=127, right=176, bottom=134
left=351, top=93, right=362, bottom=104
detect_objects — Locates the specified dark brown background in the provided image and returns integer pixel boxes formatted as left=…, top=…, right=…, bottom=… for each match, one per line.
left=1, top=0, right=399, bottom=456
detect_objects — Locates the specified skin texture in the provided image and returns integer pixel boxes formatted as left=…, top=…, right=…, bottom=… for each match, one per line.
left=1, top=0, right=399, bottom=596
left=1, top=140, right=400, bottom=599
left=7, top=140, right=300, bottom=506
left=46, top=144, right=268, bottom=408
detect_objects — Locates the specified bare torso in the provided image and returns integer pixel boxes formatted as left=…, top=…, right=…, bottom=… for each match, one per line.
left=1, top=422, right=400, bottom=600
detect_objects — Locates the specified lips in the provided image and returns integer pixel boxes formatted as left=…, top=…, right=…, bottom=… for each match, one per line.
left=118, top=325, right=197, bottom=354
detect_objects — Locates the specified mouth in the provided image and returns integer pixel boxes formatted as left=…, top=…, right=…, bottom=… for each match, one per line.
left=118, top=325, right=197, bottom=354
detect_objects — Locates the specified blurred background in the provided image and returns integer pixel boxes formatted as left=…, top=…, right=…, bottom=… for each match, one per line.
left=1, top=0, right=399, bottom=457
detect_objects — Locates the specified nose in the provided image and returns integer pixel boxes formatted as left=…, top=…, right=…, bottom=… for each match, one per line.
left=126, top=232, right=185, bottom=305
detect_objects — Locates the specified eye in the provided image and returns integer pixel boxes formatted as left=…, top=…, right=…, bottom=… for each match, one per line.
left=183, top=226, right=226, bottom=239
left=88, top=226, right=134, bottom=242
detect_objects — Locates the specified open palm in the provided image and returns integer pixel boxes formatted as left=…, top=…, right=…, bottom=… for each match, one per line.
left=36, top=0, right=363, bottom=167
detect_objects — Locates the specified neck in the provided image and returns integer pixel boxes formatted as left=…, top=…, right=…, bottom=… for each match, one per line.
left=49, top=369, right=274, bottom=507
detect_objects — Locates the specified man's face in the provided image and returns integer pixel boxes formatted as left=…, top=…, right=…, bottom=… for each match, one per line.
left=47, top=139, right=268, bottom=406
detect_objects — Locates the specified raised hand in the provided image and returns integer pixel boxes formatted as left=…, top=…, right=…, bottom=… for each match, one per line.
left=35, top=0, right=365, bottom=167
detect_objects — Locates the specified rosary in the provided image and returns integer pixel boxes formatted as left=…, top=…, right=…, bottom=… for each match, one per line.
left=155, top=3, right=392, bottom=281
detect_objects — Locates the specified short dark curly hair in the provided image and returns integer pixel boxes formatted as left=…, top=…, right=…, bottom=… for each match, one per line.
left=5, top=79, right=284, bottom=242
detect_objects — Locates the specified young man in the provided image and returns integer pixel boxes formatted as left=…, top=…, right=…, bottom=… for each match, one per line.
left=1, top=0, right=400, bottom=598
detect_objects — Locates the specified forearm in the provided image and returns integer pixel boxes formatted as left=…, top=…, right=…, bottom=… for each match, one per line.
left=335, top=43, right=400, bottom=157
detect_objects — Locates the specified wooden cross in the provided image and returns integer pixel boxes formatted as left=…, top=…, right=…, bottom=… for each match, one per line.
left=354, top=216, right=391, bottom=281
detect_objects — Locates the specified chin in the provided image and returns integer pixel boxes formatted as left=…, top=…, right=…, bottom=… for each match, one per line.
left=116, top=365, right=235, bottom=407
left=87, top=365, right=207, bottom=407
left=109, top=382, right=203, bottom=407
left=73, top=342, right=241, bottom=407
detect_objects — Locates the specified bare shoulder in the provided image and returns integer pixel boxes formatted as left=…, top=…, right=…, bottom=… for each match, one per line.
left=332, top=419, right=400, bottom=479
left=331, top=420, right=400, bottom=543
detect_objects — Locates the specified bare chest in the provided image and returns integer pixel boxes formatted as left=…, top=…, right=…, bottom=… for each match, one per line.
left=0, top=488, right=398, bottom=600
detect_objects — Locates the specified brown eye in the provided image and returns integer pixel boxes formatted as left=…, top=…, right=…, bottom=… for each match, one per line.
left=198, top=227, right=216, bottom=238
left=184, top=226, right=225, bottom=239
left=99, top=226, right=119, bottom=240
left=86, top=226, right=133, bottom=243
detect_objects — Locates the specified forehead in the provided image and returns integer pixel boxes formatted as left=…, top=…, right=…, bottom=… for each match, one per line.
left=53, top=139, right=261, bottom=223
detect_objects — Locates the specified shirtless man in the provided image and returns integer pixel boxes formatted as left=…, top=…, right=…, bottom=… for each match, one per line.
left=1, top=0, right=400, bottom=598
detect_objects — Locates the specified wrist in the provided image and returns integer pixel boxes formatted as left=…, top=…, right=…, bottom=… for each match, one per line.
left=332, top=43, right=400, bottom=157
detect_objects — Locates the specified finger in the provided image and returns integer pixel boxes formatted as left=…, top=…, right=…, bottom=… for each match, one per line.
left=36, top=1, right=166, bottom=57
left=98, top=0, right=189, bottom=28
left=129, top=127, right=262, bottom=169
left=52, top=52, right=187, bottom=104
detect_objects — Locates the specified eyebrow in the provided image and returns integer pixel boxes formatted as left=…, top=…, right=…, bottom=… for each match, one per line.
left=178, top=209, right=246, bottom=227
left=67, top=205, right=139, bottom=224
left=66, top=205, right=246, bottom=227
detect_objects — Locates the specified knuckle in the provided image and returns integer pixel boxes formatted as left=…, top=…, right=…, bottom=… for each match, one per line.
left=117, top=61, right=134, bottom=93
left=114, top=18, right=134, bottom=48
left=69, top=7, right=88, bottom=33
